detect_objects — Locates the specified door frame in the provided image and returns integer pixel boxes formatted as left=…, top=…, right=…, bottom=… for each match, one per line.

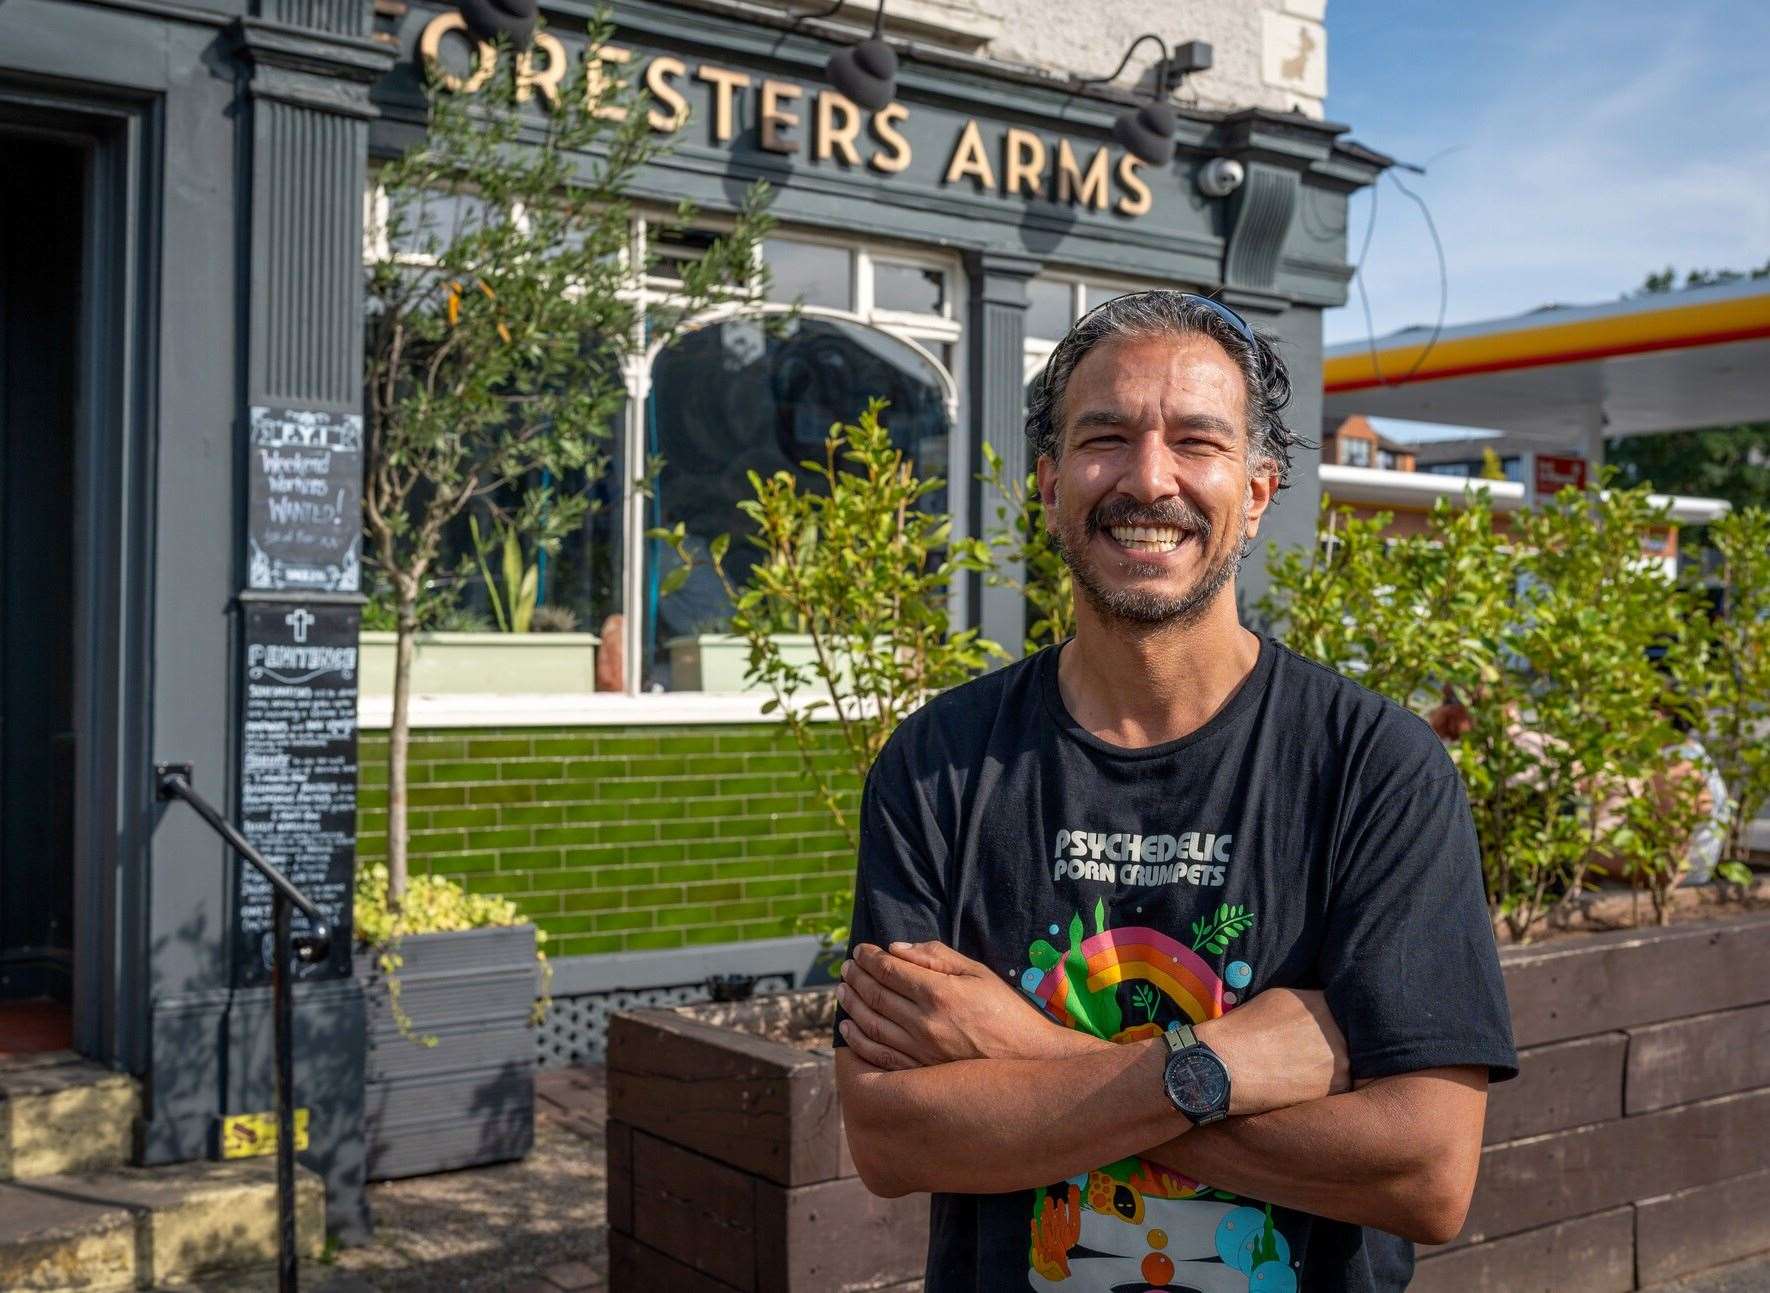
left=0, top=83, right=160, bottom=1069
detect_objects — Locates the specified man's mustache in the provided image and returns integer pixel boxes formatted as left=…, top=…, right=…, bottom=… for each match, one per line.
left=1083, top=497, right=1213, bottom=540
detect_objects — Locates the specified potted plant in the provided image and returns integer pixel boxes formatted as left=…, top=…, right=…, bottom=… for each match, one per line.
left=665, top=626, right=825, bottom=694
left=353, top=862, right=549, bottom=1179
left=355, top=17, right=770, bottom=1181
left=356, top=518, right=601, bottom=697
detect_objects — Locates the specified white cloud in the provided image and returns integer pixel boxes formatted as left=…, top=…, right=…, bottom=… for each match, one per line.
left=1324, top=1, right=1770, bottom=346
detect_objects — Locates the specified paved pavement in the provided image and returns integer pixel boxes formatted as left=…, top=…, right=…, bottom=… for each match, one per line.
left=189, top=1061, right=1765, bottom=1292
left=317, top=1065, right=609, bottom=1292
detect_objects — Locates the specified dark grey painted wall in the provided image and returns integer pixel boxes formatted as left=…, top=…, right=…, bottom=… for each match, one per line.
left=368, top=0, right=1377, bottom=650
left=0, top=0, right=380, bottom=1240
left=1241, top=300, right=1325, bottom=620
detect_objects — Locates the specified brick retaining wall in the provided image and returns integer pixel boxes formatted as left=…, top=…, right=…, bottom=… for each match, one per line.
left=605, top=913, right=1770, bottom=1292
left=1415, top=912, right=1770, bottom=1290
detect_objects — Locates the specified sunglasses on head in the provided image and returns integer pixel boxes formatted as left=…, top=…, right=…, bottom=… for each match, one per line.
left=1080, top=290, right=1258, bottom=350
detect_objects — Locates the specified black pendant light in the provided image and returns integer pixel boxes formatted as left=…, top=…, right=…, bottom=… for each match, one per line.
left=824, top=2, right=897, bottom=112
left=1113, top=100, right=1178, bottom=167
left=457, top=0, right=539, bottom=49
left=1078, top=35, right=1213, bottom=168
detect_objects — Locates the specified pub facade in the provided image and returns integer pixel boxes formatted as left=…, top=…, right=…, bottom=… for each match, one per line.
left=0, top=0, right=1380, bottom=1237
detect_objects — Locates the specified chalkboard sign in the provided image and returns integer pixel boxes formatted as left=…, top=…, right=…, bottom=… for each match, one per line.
left=246, top=406, right=362, bottom=593
left=235, top=601, right=359, bottom=986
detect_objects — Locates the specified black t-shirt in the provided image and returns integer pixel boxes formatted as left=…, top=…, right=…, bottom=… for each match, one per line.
left=834, top=636, right=1517, bottom=1293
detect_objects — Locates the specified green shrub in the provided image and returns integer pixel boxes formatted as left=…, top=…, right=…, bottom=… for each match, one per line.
left=654, top=399, right=1004, bottom=942
left=1707, top=508, right=1770, bottom=873
left=978, top=444, right=1074, bottom=654
left=1264, top=478, right=1752, bottom=941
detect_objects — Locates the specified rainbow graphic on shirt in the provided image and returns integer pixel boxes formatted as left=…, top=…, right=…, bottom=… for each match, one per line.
left=1029, top=922, right=1227, bottom=1034
left=1021, top=900, right=1295, bottom=1291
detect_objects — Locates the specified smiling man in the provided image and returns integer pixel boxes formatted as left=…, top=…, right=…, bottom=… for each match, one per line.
left=831, top=292, right=1517, bottom=1292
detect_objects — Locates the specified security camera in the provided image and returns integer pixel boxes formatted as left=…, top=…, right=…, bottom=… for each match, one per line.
left=1197, top=157, right=1246, bottom=198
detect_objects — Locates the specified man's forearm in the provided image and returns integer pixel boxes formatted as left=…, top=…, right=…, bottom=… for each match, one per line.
left=837, top=1039, right=1189, bottom=1197
left=1140, top=1070, right=1487, bottom=1245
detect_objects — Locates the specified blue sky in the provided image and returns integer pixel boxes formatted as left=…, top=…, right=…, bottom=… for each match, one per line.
left=1321, top=0, right=1770, bottom=346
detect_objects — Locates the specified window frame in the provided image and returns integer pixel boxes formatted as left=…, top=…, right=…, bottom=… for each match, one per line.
left=365, top=181, right=970, bottom=706
left=619, top=224, right=966, bottom=696
left=1021, top=271, right=1173, bottom=384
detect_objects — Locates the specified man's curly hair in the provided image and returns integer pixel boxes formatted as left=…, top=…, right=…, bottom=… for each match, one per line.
left=1024, top=291, right=1299, bottom=490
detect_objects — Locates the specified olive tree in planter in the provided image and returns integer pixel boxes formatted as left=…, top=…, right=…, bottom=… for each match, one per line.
left=364, top=26, right=770, bottom=901
left=357, top=24, right=770, bottom=1175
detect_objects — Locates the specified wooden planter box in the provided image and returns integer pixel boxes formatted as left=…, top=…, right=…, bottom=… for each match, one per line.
left=607, top=913, right=1770, bottom=1293
left=1415, top=909, right=1770, bottom=1291
left=356, top=925, right=538, bottom=1180
left=665, top=634, right=827, bottom=694
left=606, top=988, right=926, bottom=1291
left=358, top=631, right=599, bottom=696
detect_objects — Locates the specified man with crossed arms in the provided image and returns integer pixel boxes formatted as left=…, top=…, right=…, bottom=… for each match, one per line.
left=831, top=292, right=1516, bottom=1292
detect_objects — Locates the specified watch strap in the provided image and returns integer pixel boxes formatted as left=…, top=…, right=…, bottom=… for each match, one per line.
left=1164, top=1021, right=1199, bottom=1053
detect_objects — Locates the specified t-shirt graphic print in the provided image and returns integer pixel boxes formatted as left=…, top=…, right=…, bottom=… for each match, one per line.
left=833, top=637, right=1517, bottom=1293
left=1022, top=895, right=1287, bottom=1293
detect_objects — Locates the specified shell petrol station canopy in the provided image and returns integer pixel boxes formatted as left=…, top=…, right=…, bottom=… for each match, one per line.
left=1321, top=277, right=1770, bottom=451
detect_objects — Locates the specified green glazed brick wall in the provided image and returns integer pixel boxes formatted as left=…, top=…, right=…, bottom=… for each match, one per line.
left=355, top=724, right=861, bottom=958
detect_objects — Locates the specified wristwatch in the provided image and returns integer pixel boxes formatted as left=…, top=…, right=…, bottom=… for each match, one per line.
left=1161, top=1021, right=1232, bottom=1126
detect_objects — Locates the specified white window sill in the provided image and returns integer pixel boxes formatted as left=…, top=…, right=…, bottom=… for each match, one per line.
left=356, top=690, right=836, bottom=729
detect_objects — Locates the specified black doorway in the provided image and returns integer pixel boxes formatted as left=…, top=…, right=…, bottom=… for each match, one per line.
left=0, top=134, right=83, bottom=1020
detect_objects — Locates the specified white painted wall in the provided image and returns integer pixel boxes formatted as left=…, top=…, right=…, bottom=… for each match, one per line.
left=981, top=0, right=1327, bottom=118
left=770, top=0, right=1331, bottom=117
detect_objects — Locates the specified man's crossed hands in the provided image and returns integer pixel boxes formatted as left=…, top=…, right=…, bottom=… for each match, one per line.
left=837, top=939, right=1354, bottom=1117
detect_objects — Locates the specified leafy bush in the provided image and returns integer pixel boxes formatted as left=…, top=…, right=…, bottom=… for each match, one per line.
left=978, top=443, right=1074, bottom=654
left=1264, top=479, right=1757, bottom=941
left=1707, top=508, right=1770, bottom=871
left=654, top=400, right=1004, bottom=941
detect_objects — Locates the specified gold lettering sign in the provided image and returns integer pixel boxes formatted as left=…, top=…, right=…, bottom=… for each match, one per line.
left=418, top=13, right=494, bottom=94
left=1115, top=154, right=1152, bottom=217
left=869, top=103, right=912, bottom=173
left=586, top=43, right=633, bottom=121
left=696, top=65, right=751, bottom=143
left=1003, top=128, right=1046, bottom=198
left=411, top=14, right=1155, bottom=220
left=645, top=56, right=689, bottom=131
left=1057, top=139, right=1111, bottom=211
left=815, top=90, right=863, bottom=165
left=944, top=120, right=996, bottom=190
left=515, top=32, right=568, bottom=106
left=759, top=79, right=803, bottom=154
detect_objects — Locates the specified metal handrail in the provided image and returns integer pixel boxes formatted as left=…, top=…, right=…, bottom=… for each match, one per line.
left=155, top=763, right=332, bottom=1293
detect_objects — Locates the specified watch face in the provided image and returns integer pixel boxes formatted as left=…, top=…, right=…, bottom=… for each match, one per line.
left=1164, top=1048, right=1229, bottom=1116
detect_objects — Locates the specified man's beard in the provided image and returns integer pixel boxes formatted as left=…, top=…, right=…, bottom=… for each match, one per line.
left=1049, top=491, right=1241, bottom=629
